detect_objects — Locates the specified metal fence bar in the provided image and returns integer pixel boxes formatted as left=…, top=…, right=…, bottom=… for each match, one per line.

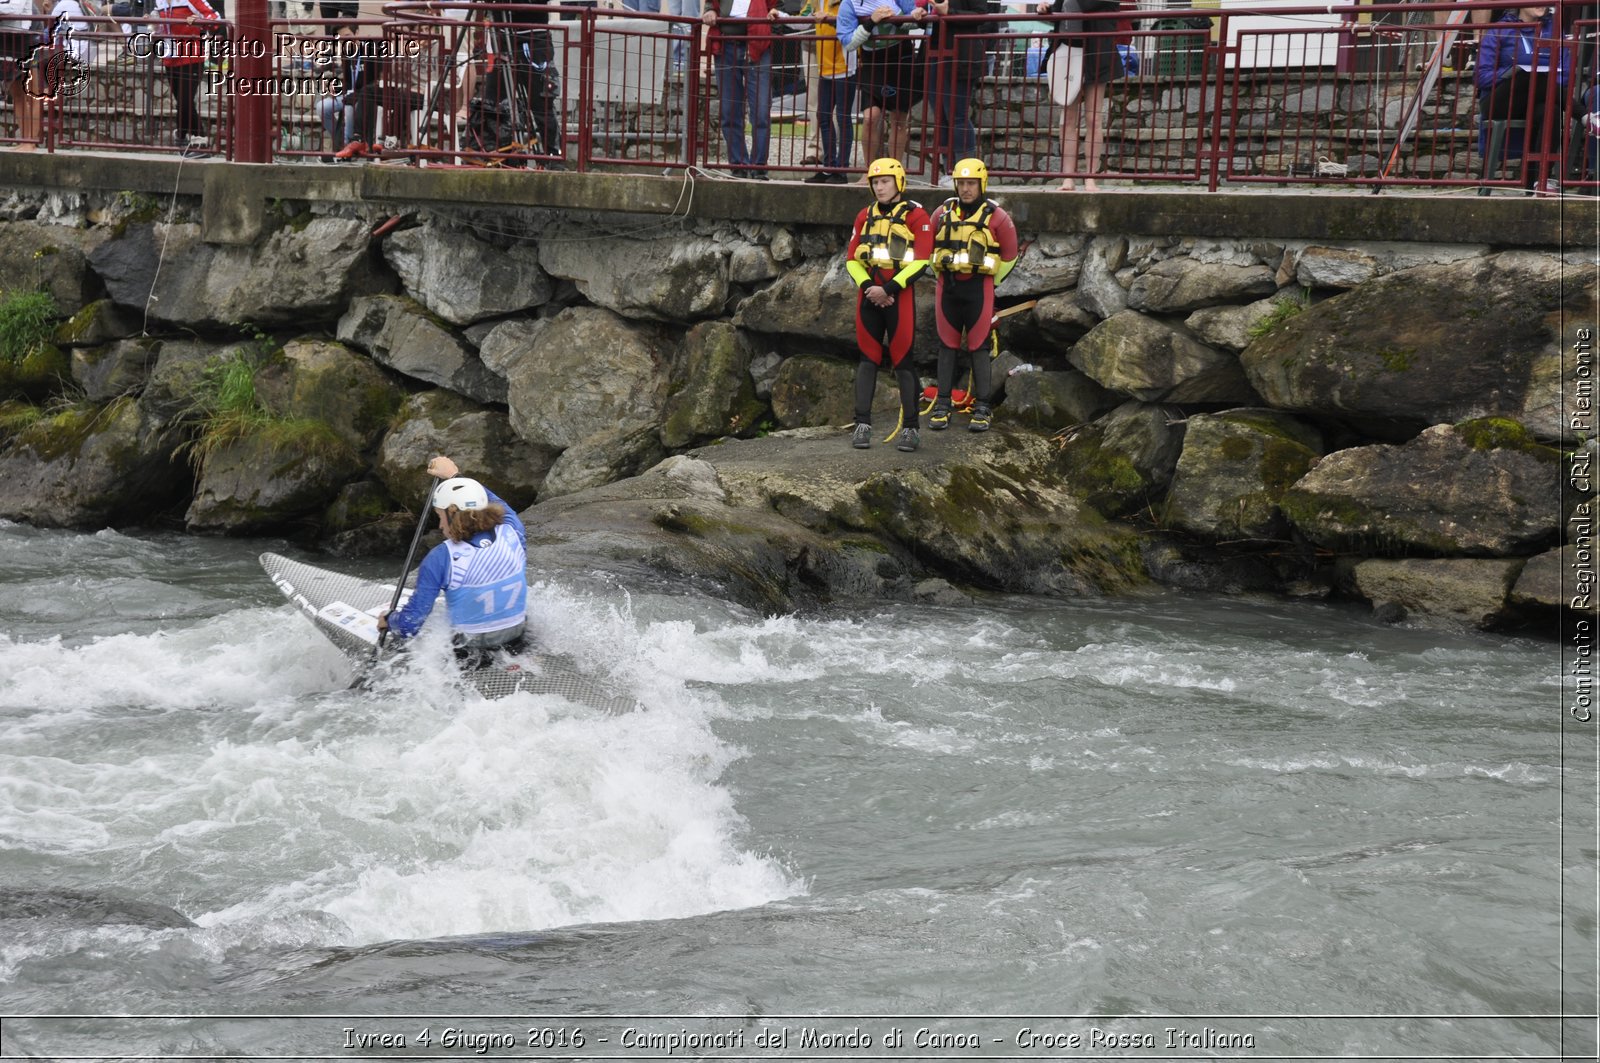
left=6, top=0, right=1594, bottom=197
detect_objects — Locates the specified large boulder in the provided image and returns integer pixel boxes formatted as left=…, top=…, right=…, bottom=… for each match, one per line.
left=504, top=307, right=671, bottom=450
left=769, top=353, right=902, bottom=429
left=1281, top=419, right=1562, bottom=557
left=1185, top=293, right=1300, bottom=352
left=185, top=340, right=405, bottom=532
left=1163, top=409, right=1323, bottom=541
left=1074, top=236, right=1130, bottom=320
left=0, top=397, right=187, bottom=527
left=1350, top=557, right=1526, bottom=630
left=0, top=221, right=108, bottom=316
left=377, top=390, right=557, bottom=511
left=382, top=224, right=552, bottom=325
left=660, top=321, right=769, bottom=448
left=53, top=299, right=135, bottom=348
left=540, top=231, right=730, bottom=322
left=337, top=295, right=507, bottom=404
left=475, top=317, right=548, bottom=378
left=88, top=218, right=381, bottom=327
left=1507, top=545, right=1573, bottom=613
left=252, top=339, right=405, bottom=451
left=1069, top=310, right=1257, bottom=404
left=185, top=432, right=370, bottom=534
left=1240, top=251, right=1597, bottom=441
left=138, top=338, right=233, bottom=422
left=1055, top=400, right=1186, bottom=518
left=522, top=427, right=1144, bottom=612
left=0, top=340, right=69, bottom=402
left=998, top=367, right=1116, bottom=432
left=733, top=257, right=858, bottom=346
left=538, top=423, right=668, bottom=500
left=1126, top=258, right=1278, bottom=314
left=70, top=337, right=159, bottom=402
left=995, top=234, right=1086, bottom=297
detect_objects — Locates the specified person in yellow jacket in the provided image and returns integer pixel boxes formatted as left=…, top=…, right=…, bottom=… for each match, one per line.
left=926, top=158, right=1018, bottom=432
left=846, top=158, right=932, bottom=451
left=802, top=0, right=856, bottom=183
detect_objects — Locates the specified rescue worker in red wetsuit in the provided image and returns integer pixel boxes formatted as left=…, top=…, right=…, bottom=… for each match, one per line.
left=845, top=157, right=933, bottom=452
left=926, top=158, right=1019, bottom=432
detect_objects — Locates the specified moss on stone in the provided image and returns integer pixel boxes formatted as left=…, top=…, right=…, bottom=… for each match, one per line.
left=0, top=397, right=43, bottom=442
left=1219, top=435, right=1254, bottom=462
left=651, top=505, right=764, bottom=539
left=1258, top=438, right=1318, bottom=492
left=1375, top=346, right=1414, bottom=372
left=53, top=302, right=108, bottom=346
left=15, top=397, right=126, bottom=460
left=1453, top=416, right=1560, bottom=460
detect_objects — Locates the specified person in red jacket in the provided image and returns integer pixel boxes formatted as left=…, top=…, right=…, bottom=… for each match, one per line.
left=701, top=0, right=780, bottom=179
left=927, top=158, right=1018, bottom=432
left=152, top=0, right=220, bottom=152
left=845, top=157, right=932, bottom=452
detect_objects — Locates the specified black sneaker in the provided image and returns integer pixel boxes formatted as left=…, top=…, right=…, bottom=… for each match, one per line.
left=804, top=172, right=833, bottom=184
left=968, top=404, right=991, bottom=433
left=851, top=422, right=873, bottom=449
left=895, top=427, right=920, bottom=452
left=928, top=405, right=952, bottom=431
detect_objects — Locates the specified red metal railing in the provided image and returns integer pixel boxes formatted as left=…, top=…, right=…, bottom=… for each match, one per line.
left=5, top=2, right=1593, bottom=195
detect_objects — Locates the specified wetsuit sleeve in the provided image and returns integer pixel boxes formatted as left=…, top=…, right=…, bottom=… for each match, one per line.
left=991, top=206, right=1020, bottom=285
left=844, top=206, right=873, bottom=287
left=486, top=489, right=526, bottom=545
left=883, top=204, right=932, bottom=294
left=387, top=542, right=450, bottom=639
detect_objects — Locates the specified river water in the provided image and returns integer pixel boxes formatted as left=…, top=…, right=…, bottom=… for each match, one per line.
left=0, top=521, right=1593, bottom=1061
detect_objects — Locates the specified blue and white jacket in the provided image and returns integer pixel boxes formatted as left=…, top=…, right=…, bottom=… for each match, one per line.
left=836, top=0, right=920, bottom=54
left=387, top=489, right=528, bottom=639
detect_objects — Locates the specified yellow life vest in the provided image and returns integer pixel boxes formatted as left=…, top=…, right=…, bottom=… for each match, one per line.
left=853, top=199, right=920, bottom=271
left=930, top=198, right=1001, bottom=276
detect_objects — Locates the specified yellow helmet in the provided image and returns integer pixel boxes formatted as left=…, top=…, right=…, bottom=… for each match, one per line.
left=951, top=158, right=988, bottom=195
left=866, top=157, right=906, bottom=194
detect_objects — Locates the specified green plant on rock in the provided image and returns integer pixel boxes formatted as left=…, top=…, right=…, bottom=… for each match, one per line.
left=1247, top=288, right=1310, bottom=340
left=180, top=351, right=353, bottom=470
left=0, top=289, right=60, bottom=365
left=0, top=397, right=44, bottom=442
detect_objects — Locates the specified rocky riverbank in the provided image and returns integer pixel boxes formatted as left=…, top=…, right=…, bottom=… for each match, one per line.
left=0, top=187, right=1589, bottom=635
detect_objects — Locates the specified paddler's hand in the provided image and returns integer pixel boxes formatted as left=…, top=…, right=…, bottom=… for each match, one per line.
left=427, top=455, right=458, bottom=479
left=377, top=613, right=389, bottom=631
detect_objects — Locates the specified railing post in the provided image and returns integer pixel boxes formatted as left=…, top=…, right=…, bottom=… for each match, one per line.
left=233, top=0, right=272, bottom=163
left=575, top=7, right=595, bottom=172
left=1204, top=14, right=1228, bottom=192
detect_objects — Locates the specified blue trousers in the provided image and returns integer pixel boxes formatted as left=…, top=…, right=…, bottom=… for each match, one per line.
left=716, top=42, right=771, bottom=173
left=818, top=74, right=855, bottom=172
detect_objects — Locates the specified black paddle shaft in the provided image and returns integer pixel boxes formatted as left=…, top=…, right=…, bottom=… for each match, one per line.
left=376, top=477, right=439, bottom=655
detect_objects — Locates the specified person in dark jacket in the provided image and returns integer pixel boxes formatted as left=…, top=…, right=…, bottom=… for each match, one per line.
left=1036, top=0, right=1119, bottom=190
left=927, top=0, right=991, bottom=178
left=1475, top=4, right=1570, bottom=189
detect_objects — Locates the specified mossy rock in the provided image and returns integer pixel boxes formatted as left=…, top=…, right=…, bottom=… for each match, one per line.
left=0, top=343, right=70, bottom=402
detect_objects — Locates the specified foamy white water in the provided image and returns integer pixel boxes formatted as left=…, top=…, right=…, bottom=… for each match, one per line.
left=0, top=522, right=1591, bottom=1061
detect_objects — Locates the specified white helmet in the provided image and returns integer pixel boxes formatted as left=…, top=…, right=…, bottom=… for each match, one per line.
left=433, top=476, right=489, bottom=511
